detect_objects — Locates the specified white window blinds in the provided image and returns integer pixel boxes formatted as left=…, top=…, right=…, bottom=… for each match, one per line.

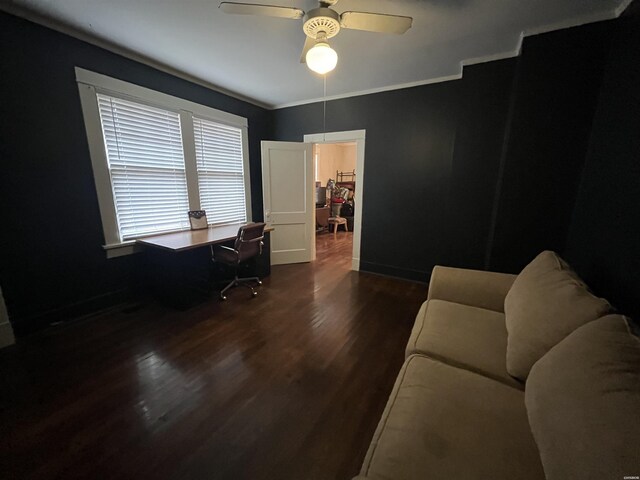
left=193, top=117, right=247, bottom=226
left=97, top=94, right=190, bottom=240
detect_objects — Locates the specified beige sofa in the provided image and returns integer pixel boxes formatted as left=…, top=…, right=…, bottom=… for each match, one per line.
left=354, top=251, right=640, bottom=480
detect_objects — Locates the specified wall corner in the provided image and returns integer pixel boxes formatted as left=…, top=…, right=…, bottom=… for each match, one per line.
left=0, top=287, right=16, bottom=349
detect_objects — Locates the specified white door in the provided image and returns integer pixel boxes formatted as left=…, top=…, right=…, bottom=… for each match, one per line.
left=261, top=141, right=314, bottom=265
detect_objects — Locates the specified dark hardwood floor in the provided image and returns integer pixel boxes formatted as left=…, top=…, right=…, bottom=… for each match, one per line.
left=0, top=232, right=426, bottom=480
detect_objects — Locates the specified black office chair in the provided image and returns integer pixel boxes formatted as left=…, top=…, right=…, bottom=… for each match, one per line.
left=212, top=222, right=266, bottom=300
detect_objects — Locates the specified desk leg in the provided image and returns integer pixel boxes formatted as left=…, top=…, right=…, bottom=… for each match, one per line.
left=253, top=232, right=271, bottom=278
left=143, top=248, right=211, bottom=309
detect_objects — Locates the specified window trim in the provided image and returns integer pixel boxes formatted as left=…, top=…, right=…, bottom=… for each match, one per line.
left=76, top=67, right=252, bottom=258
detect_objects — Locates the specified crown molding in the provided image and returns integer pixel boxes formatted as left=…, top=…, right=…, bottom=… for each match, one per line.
left=522, top=9, right=619, bottom=37
left=274, top=3, right=626, bottom=110
left=2, top=0, right=631, bottom=111
left=615, top=0, right=635, bottom=17
left=461, top=46, right=521, bottom=68
left=273, top=73, right=463, bottom=109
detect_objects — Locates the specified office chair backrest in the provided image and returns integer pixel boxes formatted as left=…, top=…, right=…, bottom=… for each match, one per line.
left=234, top=222, right=266, bottom=262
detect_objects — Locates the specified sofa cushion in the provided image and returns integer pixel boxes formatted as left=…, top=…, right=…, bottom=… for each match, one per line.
left=358, top=354, right=545, bottom=480
left=504, top=250, right=611, bottom=380
left=427, top=266, right=517, bottom=313
left=406, top=300, right=523, bottom=389
left=525, top=315, right=640, bottom=480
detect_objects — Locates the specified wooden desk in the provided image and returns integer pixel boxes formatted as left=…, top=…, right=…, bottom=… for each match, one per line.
left=136, top=223, right=273, bottom=252
left=136, top=223, right=273, bottom=308
left=137, top=223, right=274, bottom=252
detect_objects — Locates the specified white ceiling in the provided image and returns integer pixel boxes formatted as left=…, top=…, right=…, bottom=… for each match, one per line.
left=6, top=0, right=631, bottom=108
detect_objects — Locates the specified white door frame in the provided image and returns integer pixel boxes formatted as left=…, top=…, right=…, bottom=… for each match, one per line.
left=304, top=130, right=366, bottom=271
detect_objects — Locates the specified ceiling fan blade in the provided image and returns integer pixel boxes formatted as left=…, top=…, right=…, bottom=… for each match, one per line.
left=219, top=2, right=304, bottom=19
left=340, top=11, right=413, bottom=34
left=300, top=36, right=315, bottom=63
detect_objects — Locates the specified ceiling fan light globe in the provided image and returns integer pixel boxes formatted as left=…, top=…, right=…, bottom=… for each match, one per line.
left=306, top=42, right=338, bottom=74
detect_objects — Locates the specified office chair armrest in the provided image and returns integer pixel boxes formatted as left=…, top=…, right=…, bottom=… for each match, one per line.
left=214, top=245, right=240, bottom=264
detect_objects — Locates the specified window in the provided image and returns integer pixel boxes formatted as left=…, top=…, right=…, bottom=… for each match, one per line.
left=194, top=117, right=247, bottom=226
left=98, top=95, right=190, bottom=240
left=76, top=68, right=251, bottom=256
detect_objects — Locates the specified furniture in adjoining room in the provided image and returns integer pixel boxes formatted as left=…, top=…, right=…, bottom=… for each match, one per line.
left=315, top=185, right=327, bottom=208
left=336, top=169, right=355, bottom=184
left=327, top=216, right=348, bottom=238
left=316, top=205, right=330, bottom=233
left=354, top=250, right=639, bottom=480
left=333, top=170, right=356, bottom=231
left=212, top=222, right=266, bottom=300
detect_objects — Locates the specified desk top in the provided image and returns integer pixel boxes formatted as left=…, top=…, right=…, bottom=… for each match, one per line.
left=136, top=223, right=272, bottom=252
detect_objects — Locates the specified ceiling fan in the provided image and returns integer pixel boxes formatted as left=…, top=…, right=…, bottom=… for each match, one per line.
left=219, top=0, right=413, bottom=74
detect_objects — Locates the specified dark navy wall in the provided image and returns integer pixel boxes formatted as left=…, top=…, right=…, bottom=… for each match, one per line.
left=447, top=60, right=517, bottom=270
left=3, top=6, right=638, bottom=334
left=272, top=21, right=616, bottom=281
left=273, top=59, right=516, bottom=281
left=565, top=3, right=640, bottom=320
left=489, top=21, right=614, bottom=272
left=0, top=12, right=270, bottom=335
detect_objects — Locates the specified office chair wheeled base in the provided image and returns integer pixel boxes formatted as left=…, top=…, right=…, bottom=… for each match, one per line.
left=219, top=275, right=262, bottom=301
left=212, top=222, right=266, bottom=301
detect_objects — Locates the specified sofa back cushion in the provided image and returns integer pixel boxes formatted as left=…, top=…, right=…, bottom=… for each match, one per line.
left=504, top=251, right=611, bottom=380
left=525, top=315, right=640, bottom=480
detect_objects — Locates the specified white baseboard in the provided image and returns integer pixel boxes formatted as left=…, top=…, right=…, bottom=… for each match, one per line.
left=352, top=257, right=360, bottom=271
left=0, top=322, right=15, bottom=349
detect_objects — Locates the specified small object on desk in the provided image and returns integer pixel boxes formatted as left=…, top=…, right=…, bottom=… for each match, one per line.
left=188, top=210, right=208, bottom=230
left=327, top=216, right=348, bottom=238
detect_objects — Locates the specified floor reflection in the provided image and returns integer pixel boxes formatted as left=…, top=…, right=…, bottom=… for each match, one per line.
left=135, top=351, right=204, bottom=429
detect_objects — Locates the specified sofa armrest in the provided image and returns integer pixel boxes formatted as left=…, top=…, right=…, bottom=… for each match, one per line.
left=427, top=266, right=517, bottom=313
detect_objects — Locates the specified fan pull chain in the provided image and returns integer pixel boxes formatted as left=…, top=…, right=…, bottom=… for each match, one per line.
left=323, top=74, right=327, bottom=142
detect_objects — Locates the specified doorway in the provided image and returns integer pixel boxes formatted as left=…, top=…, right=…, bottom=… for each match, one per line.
left=304, top=130, right=366, bottom=271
